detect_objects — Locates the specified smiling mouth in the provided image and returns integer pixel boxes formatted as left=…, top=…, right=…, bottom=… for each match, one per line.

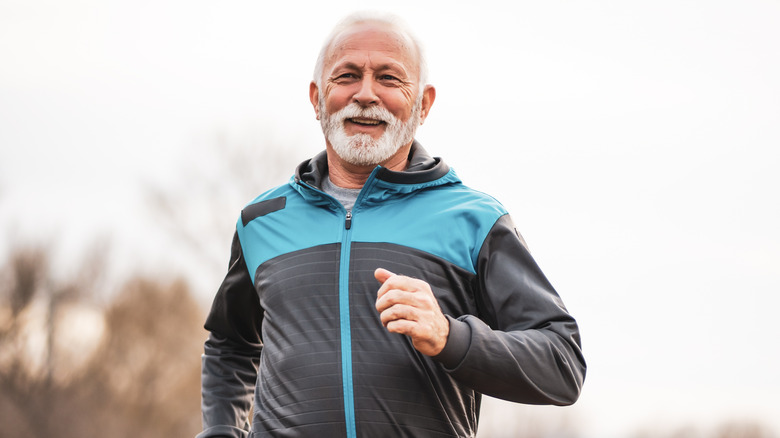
left=348, top=117, right=385, bottom=126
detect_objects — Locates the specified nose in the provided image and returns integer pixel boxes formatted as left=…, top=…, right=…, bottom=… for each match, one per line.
left=353, top=76, right=379, bottom=107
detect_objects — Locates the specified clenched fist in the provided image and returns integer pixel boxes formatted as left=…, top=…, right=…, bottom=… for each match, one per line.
left=374, top=268, right=450, bottom=356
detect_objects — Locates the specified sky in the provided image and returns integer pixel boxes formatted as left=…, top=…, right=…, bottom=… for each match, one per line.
left=1, top=1, right=779, bottom=437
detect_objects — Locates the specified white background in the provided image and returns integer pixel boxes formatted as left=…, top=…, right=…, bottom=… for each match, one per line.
left=2, top=1, right=779, bottom=436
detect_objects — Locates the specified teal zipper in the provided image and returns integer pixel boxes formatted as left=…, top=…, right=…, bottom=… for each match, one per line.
left=338, top=171, right=376, bottom=438
left=300, top=170, right=381, bottom=438
left=339, top=207, right=356, bottom=438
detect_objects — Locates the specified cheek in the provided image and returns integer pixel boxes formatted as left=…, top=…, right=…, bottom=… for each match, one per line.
left=384, top=86, right=418, bottom=117
left=323, top=87, right=353, bottom=112
left=401, top=86, right=417, bottom=103
left=386, top=95, right=416, bottom=120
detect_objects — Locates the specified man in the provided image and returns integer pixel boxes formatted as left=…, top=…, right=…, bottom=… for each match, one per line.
left=199, top=12, right=586, bottom=438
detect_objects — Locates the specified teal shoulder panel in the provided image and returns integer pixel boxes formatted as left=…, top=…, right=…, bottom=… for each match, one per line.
left=351, top=183, right=507, bottom=274
left=236, top=184, right=343, bottom=279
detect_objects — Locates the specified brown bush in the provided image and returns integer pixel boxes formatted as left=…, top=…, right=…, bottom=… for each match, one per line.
left=0, top=245, right=205, bottom=438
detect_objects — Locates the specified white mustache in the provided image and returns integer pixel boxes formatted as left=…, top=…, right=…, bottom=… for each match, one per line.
left=332, top=103, right=397, bottom=126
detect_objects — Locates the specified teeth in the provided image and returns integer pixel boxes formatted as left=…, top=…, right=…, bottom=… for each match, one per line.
left=350, top=118, right=382, bottom=125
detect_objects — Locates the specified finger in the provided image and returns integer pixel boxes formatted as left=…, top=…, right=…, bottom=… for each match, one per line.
left=376, top=289, right=426, bottom=313
left=374, top=267, right=395, bottom=284
left=376, top=288, right=406, bottom=313
left=387, top=319, right=446, bottom=357
left=377, top=272, right=428, bottom=295
left=385, top=318, right=417, bottom=336
left=379, top=303, right=418, bottom=326
left=375, top=268, right=400, bottom=300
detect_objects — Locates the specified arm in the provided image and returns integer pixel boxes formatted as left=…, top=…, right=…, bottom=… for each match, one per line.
left=436, top=214, right=586, bottom=405
left=198, top=232, right=264, bottom=438
left=375, top=214, right=585, bottom=405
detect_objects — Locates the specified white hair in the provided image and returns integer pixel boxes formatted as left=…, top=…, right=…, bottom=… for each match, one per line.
left=312, top=11, right=429, bottom=89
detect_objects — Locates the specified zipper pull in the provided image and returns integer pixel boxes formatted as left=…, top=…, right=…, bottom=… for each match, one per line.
left=345, top=210, right=352, bottom=230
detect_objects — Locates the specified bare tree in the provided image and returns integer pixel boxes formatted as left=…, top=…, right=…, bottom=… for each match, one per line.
left=145, top=127, right=308, bottom=298
left=79, top=276, right=204, bottom=438
left=0, top=243, right=205, bottom=438
left=0, top=245, right=51, bottom=436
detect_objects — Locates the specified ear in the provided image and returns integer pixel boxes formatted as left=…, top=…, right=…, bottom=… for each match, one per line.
left=419, top=85, right=436, bottom=125
left=309, top=81, right=321, bottom=120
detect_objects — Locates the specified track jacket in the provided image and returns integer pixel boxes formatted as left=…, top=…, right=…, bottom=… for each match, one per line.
left=199, top=143, right=586, bottom=438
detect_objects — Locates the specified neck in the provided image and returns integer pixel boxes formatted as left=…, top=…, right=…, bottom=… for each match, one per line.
left=326, top=142, right=412, bottom=189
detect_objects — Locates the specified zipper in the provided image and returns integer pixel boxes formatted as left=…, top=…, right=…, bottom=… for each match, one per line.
left=297, top=173, right=380, bottom=438
left=339, top=208, right=356, bottom=438
left=337, top=171, right=380, bottom=438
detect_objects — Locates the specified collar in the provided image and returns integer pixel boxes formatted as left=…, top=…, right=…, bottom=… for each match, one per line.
left=293, top=140, right=451, bottom=189
left=291, top=140, right=460, bottom=206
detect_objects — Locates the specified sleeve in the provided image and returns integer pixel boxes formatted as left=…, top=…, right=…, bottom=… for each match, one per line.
left=198, top=231, right=264, bottom=438
left=433, top=214, right=586, bottom=405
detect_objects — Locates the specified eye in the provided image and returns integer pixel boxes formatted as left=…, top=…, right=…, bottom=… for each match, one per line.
left=379, top=74, right=399, bottom=81
left=331, top=73, right=358, bottom=83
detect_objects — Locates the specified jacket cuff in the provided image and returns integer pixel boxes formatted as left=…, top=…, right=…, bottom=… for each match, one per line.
left=433, top=315, right=471, bottom=370
left=195, top=425, right=249, bottom=438
left=195, top=426, right=249, bottom=438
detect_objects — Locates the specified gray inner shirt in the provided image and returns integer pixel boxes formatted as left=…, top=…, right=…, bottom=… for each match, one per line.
left=322, top=176, right=361, bottom=211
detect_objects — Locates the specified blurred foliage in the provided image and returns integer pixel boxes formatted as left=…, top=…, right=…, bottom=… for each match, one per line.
left=0, top=130, right=300, bottom=437
left=0, top=244, right=204, bottom=438
left=476, top=400, right=581, bottom=438
left=630, top=420, right=779, bottom=438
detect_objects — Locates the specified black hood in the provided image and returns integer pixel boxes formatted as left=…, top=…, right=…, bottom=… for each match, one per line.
left=294, top=141, right=450, bottom=189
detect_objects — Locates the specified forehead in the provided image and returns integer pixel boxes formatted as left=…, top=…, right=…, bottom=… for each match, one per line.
left=324, top=23, right=419, bottom=74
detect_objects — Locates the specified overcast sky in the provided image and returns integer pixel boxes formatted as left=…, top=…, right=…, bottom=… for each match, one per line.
left=2, top=1, right=779, bottom=437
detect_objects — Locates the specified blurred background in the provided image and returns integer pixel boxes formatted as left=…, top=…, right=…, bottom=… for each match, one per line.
left=1, top=1, right=779, bottom=437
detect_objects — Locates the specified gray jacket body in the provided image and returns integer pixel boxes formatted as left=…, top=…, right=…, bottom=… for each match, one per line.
left=199, top=143, right=586, bottom=438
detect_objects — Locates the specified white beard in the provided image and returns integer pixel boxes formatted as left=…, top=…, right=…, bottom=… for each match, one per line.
left=319, top=96, right=422, bottom=167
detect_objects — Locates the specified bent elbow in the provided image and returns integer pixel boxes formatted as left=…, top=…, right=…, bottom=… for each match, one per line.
left=555, top=357, right=587, bottom=406
left=545, top=347, right=586, bottom=406
left=554, top=384, right=582, bottom=406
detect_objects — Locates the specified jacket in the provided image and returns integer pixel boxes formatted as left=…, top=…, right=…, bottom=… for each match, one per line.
left=199, top=142, right=586, bottom=438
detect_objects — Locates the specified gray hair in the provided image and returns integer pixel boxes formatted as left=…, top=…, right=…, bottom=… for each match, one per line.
left=312, top=11, right=429, bottom=90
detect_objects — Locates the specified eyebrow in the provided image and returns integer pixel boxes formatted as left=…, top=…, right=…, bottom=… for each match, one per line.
left=330, top=60, right=409, bottom=77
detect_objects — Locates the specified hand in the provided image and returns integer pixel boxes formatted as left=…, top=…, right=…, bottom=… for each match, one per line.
left=374, top=268, right=450, bottom=356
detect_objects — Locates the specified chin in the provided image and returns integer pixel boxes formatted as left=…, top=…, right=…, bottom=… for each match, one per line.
left=331, top=133, right=403, bottom=167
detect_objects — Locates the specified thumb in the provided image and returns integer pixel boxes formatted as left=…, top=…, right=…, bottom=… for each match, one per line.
left=374, top=268, right=395, bottom=284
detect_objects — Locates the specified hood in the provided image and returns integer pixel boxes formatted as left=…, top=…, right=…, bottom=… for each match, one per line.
left=291, top=141, right=461, bottom=205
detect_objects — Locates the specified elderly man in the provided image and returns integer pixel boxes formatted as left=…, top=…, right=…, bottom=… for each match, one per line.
left=199, top=12, right=585, bottom=438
